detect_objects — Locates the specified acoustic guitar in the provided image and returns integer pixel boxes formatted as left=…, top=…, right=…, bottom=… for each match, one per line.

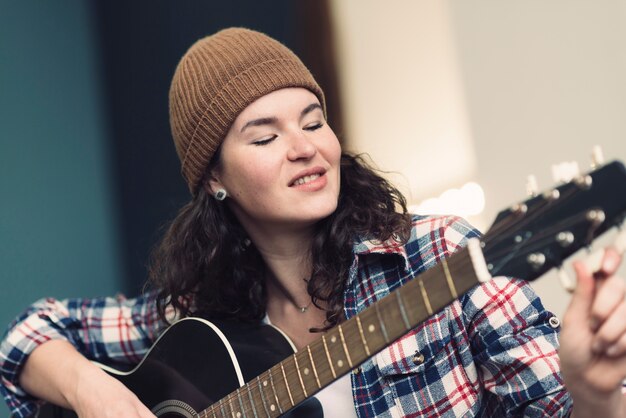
left=40, top=160, right=626, bottom=418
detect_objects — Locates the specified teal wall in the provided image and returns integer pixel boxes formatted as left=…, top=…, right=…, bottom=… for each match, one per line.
left=0, top=3, right=123, bottom=415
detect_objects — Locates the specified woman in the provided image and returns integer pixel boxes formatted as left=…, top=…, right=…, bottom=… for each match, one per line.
left=2, top=28, right=626, bottom=418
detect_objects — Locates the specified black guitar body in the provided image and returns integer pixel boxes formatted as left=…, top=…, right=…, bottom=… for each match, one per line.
left=40, top=318, right=323, bottom=417
left=32, top=161, right=626, bottom=418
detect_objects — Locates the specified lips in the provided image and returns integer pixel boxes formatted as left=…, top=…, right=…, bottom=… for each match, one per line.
left=289, top=167, right=326, bottom=187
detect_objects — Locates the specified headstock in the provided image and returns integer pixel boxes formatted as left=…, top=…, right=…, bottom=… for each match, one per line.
left=482, top=161, right=626, bottom=281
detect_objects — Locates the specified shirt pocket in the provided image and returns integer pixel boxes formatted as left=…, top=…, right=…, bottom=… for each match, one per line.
left=374, top=310, right=452, bottom=377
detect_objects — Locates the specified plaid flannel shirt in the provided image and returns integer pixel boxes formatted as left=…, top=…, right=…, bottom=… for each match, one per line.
left=1, top=215, right=571, bottom=417
left=345, top=215, right=570, bottom=417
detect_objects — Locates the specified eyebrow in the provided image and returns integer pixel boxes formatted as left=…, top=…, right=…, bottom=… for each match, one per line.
left=240, top=103, right=323, bottom=133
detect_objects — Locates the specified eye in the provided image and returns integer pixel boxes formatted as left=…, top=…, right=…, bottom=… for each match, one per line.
left=304, top=122, right=324, bottom=132
left=252, top=135, right=277, bottom=146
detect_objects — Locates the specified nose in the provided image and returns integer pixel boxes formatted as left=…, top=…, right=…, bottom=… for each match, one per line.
left=286, top=131, right=317, bottom=161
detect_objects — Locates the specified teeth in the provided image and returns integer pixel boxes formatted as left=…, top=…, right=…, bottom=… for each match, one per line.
left=294, top=173, right=320, bottom=186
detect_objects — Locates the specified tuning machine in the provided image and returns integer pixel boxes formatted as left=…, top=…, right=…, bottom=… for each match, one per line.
left=552, top=161, right=580, bottom=184
left=558, top=268, right=576, bottom=293
left=526, top=175, right=538, bottom=198
left=591, top=145, right=605, bottom=169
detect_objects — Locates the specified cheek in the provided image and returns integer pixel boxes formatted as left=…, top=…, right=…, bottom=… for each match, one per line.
left=325, top=138, right=342, bottom=171
left=224, top=156, right=278, bottom=199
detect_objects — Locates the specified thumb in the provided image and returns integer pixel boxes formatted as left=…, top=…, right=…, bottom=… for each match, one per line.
left=566, top=260, right=596, bottom=324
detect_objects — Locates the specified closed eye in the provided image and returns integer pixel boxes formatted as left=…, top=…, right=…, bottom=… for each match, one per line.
left=253, top=135, right=277, bottom=146
left=304, top=122, right=324, bottom=132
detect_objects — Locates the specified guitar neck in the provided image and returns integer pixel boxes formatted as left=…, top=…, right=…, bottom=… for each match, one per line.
left=200, top=246, right=481, bottom=418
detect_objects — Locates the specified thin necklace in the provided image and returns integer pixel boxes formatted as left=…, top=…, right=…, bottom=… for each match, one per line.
left=269, top=271, right=312, bottom=313
left=298, top=300, right=313, bottom=313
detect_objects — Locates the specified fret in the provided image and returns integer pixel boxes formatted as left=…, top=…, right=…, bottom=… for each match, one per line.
left=441, top=258, right=458, bottom=299
left=218, top=398, right=228, bottom=418
left=308, top=339, right=334, bottom=388
left=246, top=385, right=260, bottom=418
left=279, top=362, right=295, bottom=406
left=197, top=248, right=483, bottom=418
left=295, top=349, right=319, bottom=396
left=373, top=302, right=390, bottom=342
left=227, top=393, right=237, bottom=418
left=411, top=249, right=479, bottom=321
left=235, top=389, right=246, bottom=418
left=255, top=375, right=272, bottom=417
left=418, top=279, right=434, bottom=315
left=355, top=315, right=371, bottom=356
left=337, top=324, right=353, bottom=368
left=293, top=353, right=308, bottom=397
left=394, top=291, right=411, bottom=330
left=447, top=248, right=481, bottom=296
left=321, top=334, right=337, bottom=378
left=200, top=405, right=210, bottom=418
left=267, top=371, right=283, bottom=414
left=337, top=315, right=368, bottom=366
left=356, top=307, right=389, bottom=358
left=199, top=249, right=482, bottom=418
left=306, top=345, right=322, bottom=388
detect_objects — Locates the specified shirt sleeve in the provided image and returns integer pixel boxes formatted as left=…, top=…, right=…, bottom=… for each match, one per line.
left=0, top=291, right=167, bottom=418
left=459, top=277, right=572, bottom=416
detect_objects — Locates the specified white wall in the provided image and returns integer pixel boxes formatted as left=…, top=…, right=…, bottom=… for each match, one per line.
left=331, top=0, right=626, bottom=317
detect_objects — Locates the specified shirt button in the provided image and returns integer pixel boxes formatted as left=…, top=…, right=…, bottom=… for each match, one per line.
left=412, top=351, right=425, bottom=364
left=549, top=316, right=561, bottom=329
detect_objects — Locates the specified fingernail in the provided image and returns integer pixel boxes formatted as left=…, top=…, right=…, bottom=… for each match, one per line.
left=606, top=344, right=620, bottom=357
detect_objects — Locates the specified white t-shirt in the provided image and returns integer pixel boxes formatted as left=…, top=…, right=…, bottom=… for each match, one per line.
left=263, top=315, right=358, bottom=418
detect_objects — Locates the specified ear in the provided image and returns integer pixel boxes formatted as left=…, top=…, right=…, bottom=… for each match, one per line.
left=203, top=170, right=225, bottom=197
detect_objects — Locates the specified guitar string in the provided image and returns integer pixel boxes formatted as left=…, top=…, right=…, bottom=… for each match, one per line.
left=199, top=255, right=481, bottom=418
left=199, top=182, right=604, bottom=416
left=484, top=186, right=579, bottom=241
left=483, top=213, right=600, bottom=273
left=482, top=186, right=578, bottom=249
left=205, top=211, right=622, bottom=416
left=486, top=213, right=582, bottom=258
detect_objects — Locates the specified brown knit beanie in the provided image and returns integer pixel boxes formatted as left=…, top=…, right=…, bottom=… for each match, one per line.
left=169, top=27, right=326, bottom=195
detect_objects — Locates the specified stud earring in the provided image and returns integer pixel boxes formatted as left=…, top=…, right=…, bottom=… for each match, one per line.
left=214, top=188, right=228, bottom=201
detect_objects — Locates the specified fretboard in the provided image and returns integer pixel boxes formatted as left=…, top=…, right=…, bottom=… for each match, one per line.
left=199, top=246, right=481, bottom=418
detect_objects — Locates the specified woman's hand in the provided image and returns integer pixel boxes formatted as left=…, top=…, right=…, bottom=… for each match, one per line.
left=560, top=248, right=626, bottom=417
left=70, top=363, right=156, bottom=418
left=20, top=340, right=155, bottom=418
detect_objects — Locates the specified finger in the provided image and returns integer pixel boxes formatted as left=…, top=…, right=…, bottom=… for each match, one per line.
left=568, top=260, right=596, bottom=323
left=590, top=275, right=626, bottom=329
left=595, top=247, right=622, bottom=279
left=606, top=331, right=626, bottom=358
left=592, top=299, right=626, bottom=353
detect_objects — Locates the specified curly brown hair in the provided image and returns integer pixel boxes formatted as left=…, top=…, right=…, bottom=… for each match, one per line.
left=148, top=152, right=411, bottom=330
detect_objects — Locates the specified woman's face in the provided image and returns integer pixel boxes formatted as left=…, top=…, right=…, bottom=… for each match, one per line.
left=209, top=87, right=342, bottom=234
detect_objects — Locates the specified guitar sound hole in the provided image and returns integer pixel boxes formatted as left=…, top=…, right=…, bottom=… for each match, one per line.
left=151, top=400, right=197, bottom=418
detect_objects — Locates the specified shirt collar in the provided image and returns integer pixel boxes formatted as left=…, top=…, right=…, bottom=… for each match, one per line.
left=352, top=234, right=411, bottom=273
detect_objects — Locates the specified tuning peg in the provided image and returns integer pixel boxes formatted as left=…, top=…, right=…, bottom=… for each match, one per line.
left=527, top=252, right=546, bottom=270
left=581, top=228, right=626, bottom=273
left=574, top=174, right=593, bottom=190
left=526, top=175, right=538, bottom=197
left=558, top=268, right=576, bottom=293
left=556, top=231, right=575, bottom=247
left=552, top=161, right=580, bottom=184
left=591, top=145, right=605, bottom=169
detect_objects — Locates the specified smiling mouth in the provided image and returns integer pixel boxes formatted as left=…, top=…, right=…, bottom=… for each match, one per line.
left=291, top=173, right=321, bottom=186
